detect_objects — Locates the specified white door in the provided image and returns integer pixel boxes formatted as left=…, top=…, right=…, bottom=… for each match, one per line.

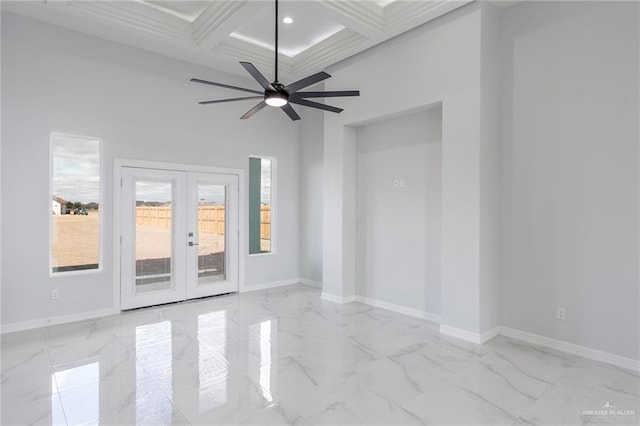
left=186, top=172, right=238, bottom=298
left=121, top=167, right=239, bottom=310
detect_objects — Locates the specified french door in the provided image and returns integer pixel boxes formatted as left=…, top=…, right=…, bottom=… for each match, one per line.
left=120, top=167, right=239, bottom=310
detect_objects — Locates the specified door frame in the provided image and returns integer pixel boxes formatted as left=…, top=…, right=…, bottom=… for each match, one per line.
left=113, top=158, right=245, bottom=312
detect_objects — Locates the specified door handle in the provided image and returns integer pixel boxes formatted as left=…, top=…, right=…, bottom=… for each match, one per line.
left=188, top=242, right=199, bottom=247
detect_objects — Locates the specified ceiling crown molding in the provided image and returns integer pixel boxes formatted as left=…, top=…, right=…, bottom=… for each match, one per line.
left=384, top=0, right=469, bottom=32
left=291, top=29, right=368, bottom=76
left=67, top=0, right=194, bottom=44
left=193, top=1, right=247, bottom=45
left=318, top=0, right=385, bottom=37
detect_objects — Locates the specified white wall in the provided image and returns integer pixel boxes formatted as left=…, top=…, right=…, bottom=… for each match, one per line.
left=355, top=107, right=442, bottom=315
left=323, top=3, right=502, bottom=336
left=299, top=106, right=324, bottom=284
left=501, top=1, right=640, bottom=359
left=1, top=13, right=301, bottom=326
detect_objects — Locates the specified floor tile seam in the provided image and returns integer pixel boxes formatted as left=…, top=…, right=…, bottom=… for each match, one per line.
left=484, top=348, right=570, bottom=389
left=447, top=351, right=557, bottom=398
left=442, top=379, right=522, bottom=422
left=400, top=338, right=480, bottom=363
left=56, top=376, right=175, bottom=421
left=0, top=352, right=53, bottom=379
left=394, top=406, right=431, bottom=426
left=0, top=385, right=65, bottom=412
left=547, top=354, right=587, bottom=387
left=344, top=335, right=388, bottom=360
left=439, top=361, right=544, bottom=420
left=98, top=395, right=189, bottom=425
left=297, top=357, right=386, bottom=389
left=519, top=376, right=614, bottom=423
left=165, top=366, right=261, bottom=400
left=488, top=342, right=580, bottom=366
left=44, top=330, right=71, bottom=426
left=43, top=333, right=124, bottom=355
left=136, top=361, right=177, bottom=400
left=516, top=383, right=559, bottom=423
left=3, top=384, right=70, bottom=425
left=401, top=365, right=523, bottom=422
left=361, top=376, right=420, bottom=413
left=369, top=400, right=408, bottom=424
left=298, top=397, right=402, bottom=425
left=0, top=394, right=69, bottom=426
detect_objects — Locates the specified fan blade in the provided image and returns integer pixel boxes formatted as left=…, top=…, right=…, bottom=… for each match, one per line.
left=291, top=90, right=360, bottom=99
left=289, top=98, right=343, bottom=113
left=281, top=104, right=301, bottom=121
left=240, top=62, right=275, bottom=91
left=190, top=78, right=263, bottom=95
left=241, top=100, right=267, bottom=120
left=199, top=96, right=263, bottom=105
left=285, top=71, right=331, bottom=94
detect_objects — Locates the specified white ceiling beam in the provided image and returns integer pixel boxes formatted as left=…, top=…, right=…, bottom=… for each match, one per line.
left=193, top=1, right=269, bottom=50
left=292, top=29, right=368, bottom=76
left=313, top=0, right=384, bottom=39
left=384, top=0, right=473, bottom=34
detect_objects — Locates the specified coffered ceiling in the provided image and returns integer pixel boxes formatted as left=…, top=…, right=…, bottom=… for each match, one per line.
left=2, top=0, right=473, bottom=80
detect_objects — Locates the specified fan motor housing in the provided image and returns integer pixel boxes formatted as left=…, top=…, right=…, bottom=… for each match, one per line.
left=265, top=83, right=289, bottom=107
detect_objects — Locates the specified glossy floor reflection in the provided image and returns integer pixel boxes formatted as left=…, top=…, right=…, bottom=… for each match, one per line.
left=2, top=284, right=639, bottom=425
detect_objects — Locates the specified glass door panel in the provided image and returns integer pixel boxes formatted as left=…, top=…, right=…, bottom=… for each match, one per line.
left=121, top=168, right=187, bottom=310
left=135, top=180, right=174, bottom=294
left=196, top=184, right=226, bottom=284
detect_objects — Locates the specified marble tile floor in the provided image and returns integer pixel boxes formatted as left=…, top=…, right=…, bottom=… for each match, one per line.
left=1, top=284, right=638, bottom=425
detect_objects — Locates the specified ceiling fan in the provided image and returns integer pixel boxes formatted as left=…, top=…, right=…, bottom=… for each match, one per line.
left=191, top=0, right=360, bottom=121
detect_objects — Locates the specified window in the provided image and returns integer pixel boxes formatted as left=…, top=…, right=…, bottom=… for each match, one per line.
left=51, top=134, right=101, bottom=273
left=249, top=157, right=274, bottom=254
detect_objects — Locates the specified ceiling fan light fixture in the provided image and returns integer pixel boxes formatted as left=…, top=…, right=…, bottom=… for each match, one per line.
left=265, top=92, right=288, bottom=107
left=191, top=0, right=359, bottom=120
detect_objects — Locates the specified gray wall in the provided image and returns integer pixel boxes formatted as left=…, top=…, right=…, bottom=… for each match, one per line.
left=500, top=1, right=639, bottom=359
left=1, top=13, right=301, bottom=326
left=355, top=108, right=442, bottom=315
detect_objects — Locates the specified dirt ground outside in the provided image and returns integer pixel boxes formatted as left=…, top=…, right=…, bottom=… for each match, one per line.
left=52, top=211, right=100, bottom=269
left=53, top=211, right=270, bottom=271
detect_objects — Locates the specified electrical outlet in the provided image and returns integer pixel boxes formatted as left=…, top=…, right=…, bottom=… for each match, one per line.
left=556, top=307, right=566, bottom=320
left=51, top=289, right=59, bottom=300
left=393, top=179, right=400, bottom=188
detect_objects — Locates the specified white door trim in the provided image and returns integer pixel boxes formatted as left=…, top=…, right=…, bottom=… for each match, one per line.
left=113, top=158, right=245, bottom=312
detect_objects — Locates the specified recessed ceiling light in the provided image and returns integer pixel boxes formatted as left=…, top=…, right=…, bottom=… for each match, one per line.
left=283, top=16, right=293, bottom=24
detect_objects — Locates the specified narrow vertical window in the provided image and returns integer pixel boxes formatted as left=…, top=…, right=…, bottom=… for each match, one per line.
left=249, top=157, right=274, bottom=254
left=51, top=134, right=101, bottom=273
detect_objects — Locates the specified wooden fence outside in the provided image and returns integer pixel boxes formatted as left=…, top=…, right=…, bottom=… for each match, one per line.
left=136, top=205, right=271, bottom=239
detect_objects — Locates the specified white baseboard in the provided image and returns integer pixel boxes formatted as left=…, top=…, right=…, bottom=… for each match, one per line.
left=300, top=278, right=322, bottom=288
left=1, top=308, right=117, bottom=334
left=240, top=278, right=301, bottom=293
left=355, top=295, right=442, bottom=323
left=321, top=292, right=357, bottom=304
left=498, top=326, right=640, bottom=372
left=440, top=324, right=499, bottom=344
